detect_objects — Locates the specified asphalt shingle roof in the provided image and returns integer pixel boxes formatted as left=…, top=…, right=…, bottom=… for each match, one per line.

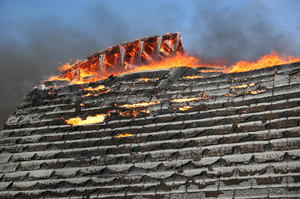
left=0, top=37, right=300, bottom=198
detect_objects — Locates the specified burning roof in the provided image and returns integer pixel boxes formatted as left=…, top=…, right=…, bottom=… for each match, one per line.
left=1, top=33, right=300, bottom=198
left=50, top=33, right=185, bottom=84
left=47, top=33, right=300, bottom=86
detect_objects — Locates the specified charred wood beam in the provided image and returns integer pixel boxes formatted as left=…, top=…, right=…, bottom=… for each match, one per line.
left=172, top=33, right=181, bottom=54
left=153, top=36, right=162, bottom=60
left=117, top=45, right=126, bottom=72
left=97, top=54, right=106, bottom=78
left=133, top=40, right=144, bottom=66
left=73, top=69, right=80, bottom=82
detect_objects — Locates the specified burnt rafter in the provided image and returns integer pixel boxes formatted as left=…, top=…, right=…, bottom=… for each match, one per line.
left=62, top=33, right=183, bottom=82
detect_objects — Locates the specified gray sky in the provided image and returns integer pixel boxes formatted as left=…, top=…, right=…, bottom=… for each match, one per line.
left=0, top=0, right=300, bottom=128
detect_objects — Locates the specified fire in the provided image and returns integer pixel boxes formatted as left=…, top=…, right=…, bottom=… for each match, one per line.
left=250, top=89, right=266, bottom=95
left=231, top=84, right=248, bottom=89
left=83, top=88, right=111, bottom=97
left=64, top=114, right=106, bottom=126
left=229, top=50, right=300, bottom=73
left=118, top=101, right=161, bottom=108
left=84, top=85, right=105, bottom=91
left=118, top=109, right=139, bottom=117
left=183, top=75, right=203, bottom=79
left=122, top=53, right=207, bottom=74
left=133, top=110, right=138, bottom=117
left=179, top=106, right=193, bottom=111
left=46, top=33, right=226, bottom=85
left=140, top=109, right=150, bottom=114
left=118, top=110, right=131, bottom=117
left=114, top=133, right=134, bottom=138
left=230, top=83, right=255, bottom=89
left=46, top=32, right=300, bottom=87
left=83, top=85, right=111, bottom=97
left=170, top=97, right=199, bottom=103
left=170, top=93, right=209, bottom=103
left=138, top=78, right=159, bottom=83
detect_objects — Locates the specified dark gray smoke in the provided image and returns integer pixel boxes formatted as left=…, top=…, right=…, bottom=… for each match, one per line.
left=0, top=1, right=299, bottom=128
left=186, top=1, right=300, bottom=65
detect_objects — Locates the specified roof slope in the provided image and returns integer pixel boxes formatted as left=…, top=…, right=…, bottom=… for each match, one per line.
left=1, top=62, right=300, bottom=198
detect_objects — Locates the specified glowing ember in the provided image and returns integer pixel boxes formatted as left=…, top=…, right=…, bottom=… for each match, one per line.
left=118, top=110, right=131, bottom=117
left=250, top=89, right=266, bottom=95
left=170, top=93, right=209, bottom=103
left=84, top=93, right=92, bottom=97
left=140, top=109, right=150, bottom=114
left=64, top=114, right=106, bottom=126
left=170, top=97, right=199, bottom=103
left=83, top=87, right=111, bottom=97
left=84, top=85, right=105, bottom=91
left=133, top=110, right=138, bottom=117
left=138, top=78, right=159, bottom=83
left=179, top=106, right=193, bottom=111
left=118, top=109, right=139, bottom=117
left=183, top=75, right=203, bottom=79
left=230, top=84, right=248, bottom=89
left=114, top=133, right=134, bottom=138
left=119, top=101, right=161, bottom=108
left=229, top=50, right=300, bottom=73
left=230, top=83, right=256, bottom=89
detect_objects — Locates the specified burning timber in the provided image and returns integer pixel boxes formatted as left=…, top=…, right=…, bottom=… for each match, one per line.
left=1, top=33, right=300, bottom=198
left=58, top=33, right=185, bottom=84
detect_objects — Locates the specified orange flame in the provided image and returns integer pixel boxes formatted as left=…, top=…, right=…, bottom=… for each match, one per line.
left=183, top=75, right=203, bottom=79
left=84, top=85, right=105, bottom=91
left=83, top=85, right=111, bottom=97
left=138, top=78, right=159, bottom=83
left=179, top=106, right=193, bottom=111
left=250, top=89, right=266, bottom=95
left=170, top=97, right=199, bottom=103
left=118, top=109, right=139, bottom=117
left=140, top=109, right=150, bottom=114
left=123, top=53, right=207, bottom=73
left=48, top=53, right=223, bottom=84
left=64, top=114, right=106, bottom=126
left=118, top=101, right=161, bottom=108
left=114, top=133, right=134, bottom=138
left=58, top=62, right=74, bottom=72
left=133, top=109, right=138, bottom=117
left=229, top=50, right=300, bottom=73
left=48, top=35, right=300, bottom=86
left=230, top=83, right=255, bottom=89
left=170, top=93, right=209, bottom=103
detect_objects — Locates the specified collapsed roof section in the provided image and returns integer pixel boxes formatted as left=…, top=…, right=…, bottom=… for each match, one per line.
left=60, top=33, right=183, bottom=83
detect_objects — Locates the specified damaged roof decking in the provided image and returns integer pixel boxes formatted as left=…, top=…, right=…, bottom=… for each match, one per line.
left=1, top=62, right=300, bottom=198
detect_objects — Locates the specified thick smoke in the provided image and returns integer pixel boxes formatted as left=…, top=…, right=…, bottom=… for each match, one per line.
left=0, top=2, right=131, bottom=128
left=186, top=1, right=300, bottom=65
left=0, top=1, right=299, bottom=128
